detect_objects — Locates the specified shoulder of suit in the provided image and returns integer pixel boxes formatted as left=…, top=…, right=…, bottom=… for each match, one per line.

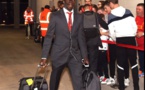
left=50, top=11, right=60, bottom=16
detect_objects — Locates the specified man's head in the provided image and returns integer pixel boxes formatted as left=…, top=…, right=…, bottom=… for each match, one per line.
left=97, top=8, right=104, bottom=14
left=41, top=7, right=44, bottom=12
left=58, top=1, right=64, bottom=9
left=97, top=1, right=105, bottom=8
left=85, top=0, right=92, bottom=5
left=136, top=3, right=144, bottom=17
left=83, top=4, right=91, bottom=12
left=92, top=4, right=98, bottom=12
left=103, top=1, right=111, bottom=14
left=108, top=0, right=118, bottom=9
left=79, top=5, right=84, bottom=13
left=64, top=0, right=75, bottom=11
left=45, top=5, right=50, bottom=9
left=26, top=6, right=31, bottom=13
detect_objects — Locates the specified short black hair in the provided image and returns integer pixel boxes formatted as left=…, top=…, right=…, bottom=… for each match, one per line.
left=58, top=1, right=64, bottom=5
left=137, top=3, right=144, bottom=9
left=99, top=1, right=105, bottom=5
left=45, top=5, right=50, bottom=9
left=103, top=1, right=110, bottom=7
left=84, top=4, right=91, bottom=8
left=108, top=0, right=118, bottom=4
left=92, top=4, right=98, bottom=11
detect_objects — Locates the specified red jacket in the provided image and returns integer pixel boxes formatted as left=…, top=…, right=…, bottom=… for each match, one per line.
left=135, top=16, right=144, bottom=50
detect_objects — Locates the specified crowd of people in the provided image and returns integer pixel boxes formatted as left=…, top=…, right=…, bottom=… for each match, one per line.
left=23, top=0, right=144, bottom=90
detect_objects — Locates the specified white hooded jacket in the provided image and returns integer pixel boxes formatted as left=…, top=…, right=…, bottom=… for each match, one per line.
left=108, top=6, right=137, bottom=41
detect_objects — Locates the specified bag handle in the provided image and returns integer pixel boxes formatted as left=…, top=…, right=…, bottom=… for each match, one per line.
left=31, top=63, right=50, bottom=90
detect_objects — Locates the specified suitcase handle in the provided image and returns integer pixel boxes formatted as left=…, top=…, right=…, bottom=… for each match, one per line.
left=31, top=63, right=50, bottom=90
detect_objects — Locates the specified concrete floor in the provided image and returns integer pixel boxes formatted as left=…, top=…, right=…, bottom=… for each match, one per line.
left=0, top=27, right=144, bottom=90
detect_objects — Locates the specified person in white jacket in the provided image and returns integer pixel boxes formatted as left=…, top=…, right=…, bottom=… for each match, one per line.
left=108, top=0, right=139, bottom=90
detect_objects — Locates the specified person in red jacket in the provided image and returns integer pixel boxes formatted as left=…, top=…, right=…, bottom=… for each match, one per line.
left=23, top=7, right=34, bottom=39
left=136, top=3, right=144, bottom=77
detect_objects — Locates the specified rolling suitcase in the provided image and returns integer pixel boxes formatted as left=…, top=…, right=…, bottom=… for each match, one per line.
left=18, top=64, right=49, bottom=90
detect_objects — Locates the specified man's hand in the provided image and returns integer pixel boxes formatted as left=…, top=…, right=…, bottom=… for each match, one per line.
left=39, top=59, right=47, bottom=68
left=83, top=57, right=89, bottom=65
left=136, top=32, right=144, bottom=38
left=100, top=29, right=109, bottom=36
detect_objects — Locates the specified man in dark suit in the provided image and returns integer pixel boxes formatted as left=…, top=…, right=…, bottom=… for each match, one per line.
left=39, top=0, right=89, bottom=90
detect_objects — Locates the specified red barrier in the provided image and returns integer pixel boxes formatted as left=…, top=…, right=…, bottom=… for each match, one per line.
left=101, top=40, right=144, bottom=62
left=102, top=40, right=144, bottom=51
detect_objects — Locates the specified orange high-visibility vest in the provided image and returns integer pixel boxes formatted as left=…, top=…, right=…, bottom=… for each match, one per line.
left=39, top=9, right=51, bottom=37
left=24, top=10, right=34, bottom=24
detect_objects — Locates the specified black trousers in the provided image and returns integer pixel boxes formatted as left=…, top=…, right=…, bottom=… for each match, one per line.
left=41, top=36, right=45, bottom=47
left=138, top=50, right=144, bottom=72
left=50, top=54, right=83, bottom=90
left=98, top=50, right=109, bottom=78
left=109, top=44, right=129, bottom=79
left=25, top=24, right=33, bottom=36
left=116, top=37, right=139, bottom=90
left=87, top=45, right=99, bottom=74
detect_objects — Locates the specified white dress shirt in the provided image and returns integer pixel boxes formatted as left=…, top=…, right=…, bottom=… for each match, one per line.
left=63, top=8, right=74, bottom=25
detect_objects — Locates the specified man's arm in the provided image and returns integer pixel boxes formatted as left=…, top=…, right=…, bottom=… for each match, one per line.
left=97, top=13, right=109, bottom=30
left=78, top=17, right=89, bottom=64
left=108, top=14, right=115, bottom=41
left=40, top=13, right=56, bottom=65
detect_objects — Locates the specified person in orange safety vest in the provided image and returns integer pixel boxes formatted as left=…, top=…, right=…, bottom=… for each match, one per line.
left=23, top=7, right=34, bottom=39
left=39, top=5, right=51, bottom=47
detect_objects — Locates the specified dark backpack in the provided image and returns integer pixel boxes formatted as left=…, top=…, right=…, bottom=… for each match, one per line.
left=83, top=11, right=101, bottom=39
left=82, top=68, right=101, bottom=90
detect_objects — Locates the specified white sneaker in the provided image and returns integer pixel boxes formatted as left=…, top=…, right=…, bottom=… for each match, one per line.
left=106, top=77, right=116, bottom=85
left=101, top=78, right=110, bottom=84
left=124, top=78, right=130, bottom=87
left=99, top=76, right=105, bottom=82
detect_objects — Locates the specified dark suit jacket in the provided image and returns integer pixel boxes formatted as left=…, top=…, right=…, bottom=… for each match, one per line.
left=41, top=9, right=88, bottom=68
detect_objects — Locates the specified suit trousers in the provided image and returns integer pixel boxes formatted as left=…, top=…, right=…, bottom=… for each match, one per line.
left=50, top=54, right=83, bottom=90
